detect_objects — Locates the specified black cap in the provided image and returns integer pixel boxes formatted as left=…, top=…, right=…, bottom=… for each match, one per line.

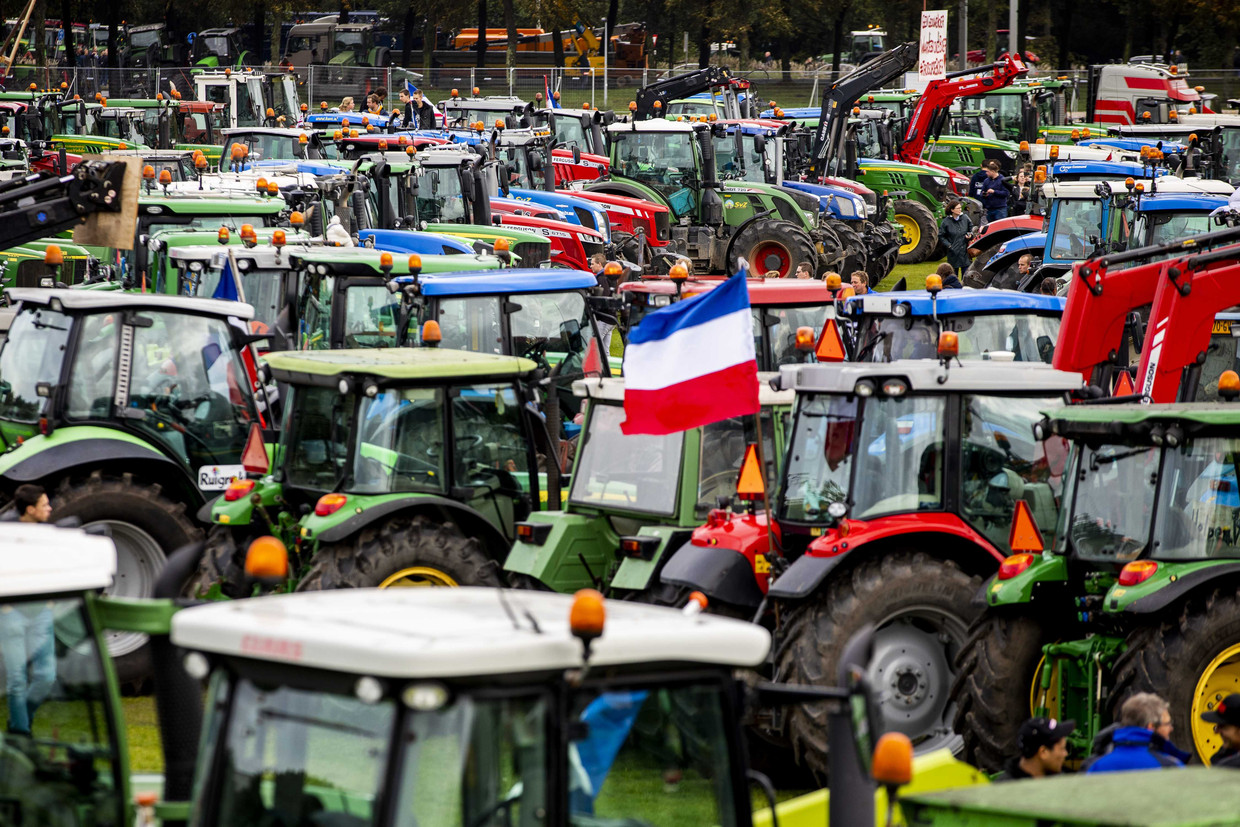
left=1018, top=717, right=1076, bottom=757
left=1201, top=694, right=1240, bottom=727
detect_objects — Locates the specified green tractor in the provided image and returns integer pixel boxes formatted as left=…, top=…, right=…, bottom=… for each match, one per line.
left=188, top=346, right=563, bottom=596
left=504, top=374, right=793, bottom=597
left=0, top=289, right=269, bottom=684
left=953, top=398, right=1240, bottom=769
left=191, top=27, right=251, bottom=69
left=589, top=119, right=833, bottom=277
left=859, top=92, right=1021, bottom=176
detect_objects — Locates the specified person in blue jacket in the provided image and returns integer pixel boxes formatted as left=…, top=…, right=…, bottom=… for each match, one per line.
left=1086, top=693, right=1186, bottom=773
left=972, top=160, right=1010, bottom=223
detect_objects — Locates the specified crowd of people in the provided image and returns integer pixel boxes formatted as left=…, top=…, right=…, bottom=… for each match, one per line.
left=999, top=696, right=1240, bottom=781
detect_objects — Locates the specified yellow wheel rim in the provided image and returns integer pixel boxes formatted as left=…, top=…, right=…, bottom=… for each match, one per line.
left=894, top=214, right=921, bottom=255
left=1192, top=642, right=1240, bottom=763
left=1029, top=654, right=1063, bottom=719
left=378, top=566, right=459, bottom=588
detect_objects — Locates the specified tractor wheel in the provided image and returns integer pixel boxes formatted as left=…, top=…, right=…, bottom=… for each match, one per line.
left=775, top=552, right=980, bottom=780
left=892, top=200, right=938, bottom=265
left=296, top=514, right=502, bottom=591
left=950, top=610, right=1054, bottom=773
left=728, top=219, right=816, bottom=278
left=865, top=223, right=901, bottom=286
left=1109, top=586, right=1240, bottom=763
left=51, top=471, right=200, bottom=692
left=505, top=571, right=555, bottom=591
left=182, top=525, right=251, bottom=600
left=963, top=243, right=1001, bottom=288
left=829, top=221, right=868, bottom=280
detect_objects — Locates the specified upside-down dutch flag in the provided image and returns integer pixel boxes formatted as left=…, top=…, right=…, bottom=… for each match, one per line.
left=621, top=271, right=758, bottom=435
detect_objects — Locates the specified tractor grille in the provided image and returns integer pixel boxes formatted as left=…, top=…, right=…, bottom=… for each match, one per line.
left=514, top=241, right=549, bottom=267
left=654, top=210, right=670, bottom=241
left=581, top=238, right=605, bottom=260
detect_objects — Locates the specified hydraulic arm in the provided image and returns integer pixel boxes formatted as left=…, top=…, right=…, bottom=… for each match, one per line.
left=0, top=160, right=127, bottom=251
left=809, top=42, right=918, bottom=171
left=633, top=66, right=731, bottom=121
left=899, top=55, right=1027, bottom=164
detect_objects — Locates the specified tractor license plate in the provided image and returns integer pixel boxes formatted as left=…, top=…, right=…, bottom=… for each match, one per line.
left=198, top=464, right=246, bottom=491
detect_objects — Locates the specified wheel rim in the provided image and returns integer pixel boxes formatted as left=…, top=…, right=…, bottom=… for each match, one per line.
left=87, top=520, right=166, bottom=659
left=868, top=605, right=968, bottom=754
left=1192, top=643, right=1240, bottom=762
left=894, top=215, right=920, bottom=255
left=378, top=566, right=460, bottom=588
left=750, top=241, right=792, bottom=276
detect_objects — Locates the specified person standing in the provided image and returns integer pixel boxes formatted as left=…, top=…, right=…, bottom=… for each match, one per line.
left=977, top=161, right=1010, bottom=223
left=994, top=717, right=1074, bottom=781
left=938, top=200, right=974, bottom=279
left=401, top=83, right=436, bottom=130
left=3, top=484, right=56, bottom=736
left=1201, top=693, right=1240, bottom=768
left=1086, top=693, right=1186, bottom=772
left=1010, top=167, right=1032, bottom=216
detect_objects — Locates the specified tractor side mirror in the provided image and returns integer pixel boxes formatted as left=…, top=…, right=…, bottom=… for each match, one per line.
left=572, top=145, right=581, bottom=165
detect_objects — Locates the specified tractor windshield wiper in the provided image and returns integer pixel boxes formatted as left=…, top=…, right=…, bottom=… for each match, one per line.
left=1088, top=447, right=1150, bottom=471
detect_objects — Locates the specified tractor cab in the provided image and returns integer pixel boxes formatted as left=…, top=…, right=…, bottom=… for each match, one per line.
left=843, top=288, right=1063, bottom=364
left=440, top=92, right=534, bottom=131
left=956, top=397, right=1240, bottom=771
left=220, top=128, right=325, bottom=164
left=535, top=105, right=609, bottom=156
left=658, top=357, right=1083, bottom=773
left=505, top=373, right=793, bottom=596
left=124, top=23, right=186, bottom=68
left=196, top=348, right=561, bottom=596
left=191, top=27, right=249, bottom=68
left=171, top=587, right=801, bottom=826
left=195, top=70, right=300, bottom=131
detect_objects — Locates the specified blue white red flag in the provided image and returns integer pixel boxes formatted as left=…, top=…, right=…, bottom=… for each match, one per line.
left=621, top=271, right=758, bottom=435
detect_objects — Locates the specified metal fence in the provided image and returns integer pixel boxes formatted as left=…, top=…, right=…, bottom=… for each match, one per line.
left=7, top=63, right=1240, bottom=115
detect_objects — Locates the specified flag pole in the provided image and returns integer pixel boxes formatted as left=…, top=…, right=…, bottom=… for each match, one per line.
left=226, top=245, right=246, bottom=304
left=752, top=409, right=780, bottom=569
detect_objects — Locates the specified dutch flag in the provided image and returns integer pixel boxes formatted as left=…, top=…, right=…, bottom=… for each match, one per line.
left=621, top=268, right=758, bottom=435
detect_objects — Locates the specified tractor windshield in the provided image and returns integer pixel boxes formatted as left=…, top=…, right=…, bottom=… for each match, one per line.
left=223, top=134, right=308, bottom=163
left=432, top=292, right=597, bottom=370
left=1150, top=436, right=1240, bottom=561
left=1048, top=199, right=1104, bottom=261
left=553, top=115, right=590, bottom=150
left=756, top=305, right=831, bottom=368
left=1067, top=443, right=1159, bottom=562
left=200, top=676, right=395, bottom=826
left=0, top=305, right=70, bottom=435
left=569, top=402, right=685, bottom=516
left=611, top=130, right=699, bottom=200
left=1196, top=319, right=1240, bottom=402
left=340, top=284, right=404, bottom=348
left=349, top=387, right=447, bottom=495
left=698, top=411, right=780, bottom=515
left=190, top=266, right=284, bottom=333
left=129, top=29, right=159, bottom=49
left=1131, top=210, right=1215, bottom=248
left=857, top=314, right=1060, bottom=363
left=714, top=133, right=765, bottom=183
left=0, top=595, right=124, bottom=825
left=283, top=385, right=355, bottom=491
left=781, top=393, right=948, bottom=522
left=412, top=165, right=467, bottom=223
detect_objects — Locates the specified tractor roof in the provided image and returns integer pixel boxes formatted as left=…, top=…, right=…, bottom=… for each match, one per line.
left=1040, top=401, right=1240, bottom=434
left=5, top=288, right=255, bottom=320
left=607, top=119, right=700, bottom=134
left=170, top=587, right=771, bottom=678
left=575, top=373, right=794, bottom=406
left=138, top=194, right=285, bottom=214
left=843, top=289, right=1065, bottom=317
left=780, top=360, right=1083, bottom=395
left=0, top=524, right=115, bottom=599
left=400, top=269, right=597, bottom=295
left=621, top=278, right=835, bottom=303
left=262, top=348, right=536, bottom=383
left=1134, top=191, right=1231, bottom=211
left=288, top=249, right=501, bottom=275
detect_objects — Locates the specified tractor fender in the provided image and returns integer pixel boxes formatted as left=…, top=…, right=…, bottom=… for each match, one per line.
left=767, top=515, right=1005, bottom=601
left=659, top=541, right=766, bottom=609
left=0, top=433, right=199, bottom=504
left=1123, top=562, right=1240, bottom=615
left=313, top=495, right=510, bottom=560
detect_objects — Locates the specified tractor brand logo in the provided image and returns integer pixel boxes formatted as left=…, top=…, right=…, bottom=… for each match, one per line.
left=198, top=464, right=246, bottom=491
left=240, top=635, right=304, bottom=661
left=725, top=200, right=749, bottom=210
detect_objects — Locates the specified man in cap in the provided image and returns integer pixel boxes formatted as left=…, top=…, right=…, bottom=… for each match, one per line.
left=994, top=717, right=1075, bottom=781
left=1201, top=693, right=1240, bottom=768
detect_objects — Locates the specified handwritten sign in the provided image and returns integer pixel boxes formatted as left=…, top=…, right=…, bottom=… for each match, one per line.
left=919, top=10, right=949, bottom=81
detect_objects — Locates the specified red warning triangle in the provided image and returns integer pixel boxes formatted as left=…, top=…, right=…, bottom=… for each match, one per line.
left=736, top=443, right=766, bottom=501
left=241, top=422, right=269, bottom=474
left=1113, top=370, right=1135, bottom=397
left=1008, top=500, right=1044, bottom=553
left=582, top=337, right=603, bottom=377
left=815, top=318, right=847, bottom=362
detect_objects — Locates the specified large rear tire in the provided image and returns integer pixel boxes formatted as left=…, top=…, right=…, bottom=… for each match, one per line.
left=829, top=221, right=868, bottom=280
left=963, top=243, right=1001, bottom=288
left=892, top=200, right=938, bottom=265
left=775, top=552, right=979, bottom=780
left=728, top=219, right=816, bottom=278
left=864, top=223, right=900, bottom=286
left=51, top=471, right=200, bottom=692
left=1109, top=586, right=1240, bottom=764
left=951, top=610, right=1054, bottom=772
left=182, top=525, right=250, bottom=599
left=296, top=514, right=502, bottom=591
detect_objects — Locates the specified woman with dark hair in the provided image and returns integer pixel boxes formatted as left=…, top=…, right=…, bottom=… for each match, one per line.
left=938, top=200, right=974, bottom=279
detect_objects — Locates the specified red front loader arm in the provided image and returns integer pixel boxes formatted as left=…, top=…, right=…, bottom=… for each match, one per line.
left=1137, top=247, right=1240, bottom=401
left=1053, top=226, right=1240, bottom=387
left=899, top=54, right=1027, bottom=165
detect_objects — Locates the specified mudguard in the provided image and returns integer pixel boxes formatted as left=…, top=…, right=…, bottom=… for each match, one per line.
left=305, top=494, right=510, bottom=559
left=611, top=527, right=694, bottom=592
left=0, top=428, right=178, bottom=483
left=660, top=542, right=765, bottom=609
left=503, top=511, right=616, bottom=593
left=766, top=553, right=840, bottom=600
left=1110, top=561, right=1240, bottom=615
